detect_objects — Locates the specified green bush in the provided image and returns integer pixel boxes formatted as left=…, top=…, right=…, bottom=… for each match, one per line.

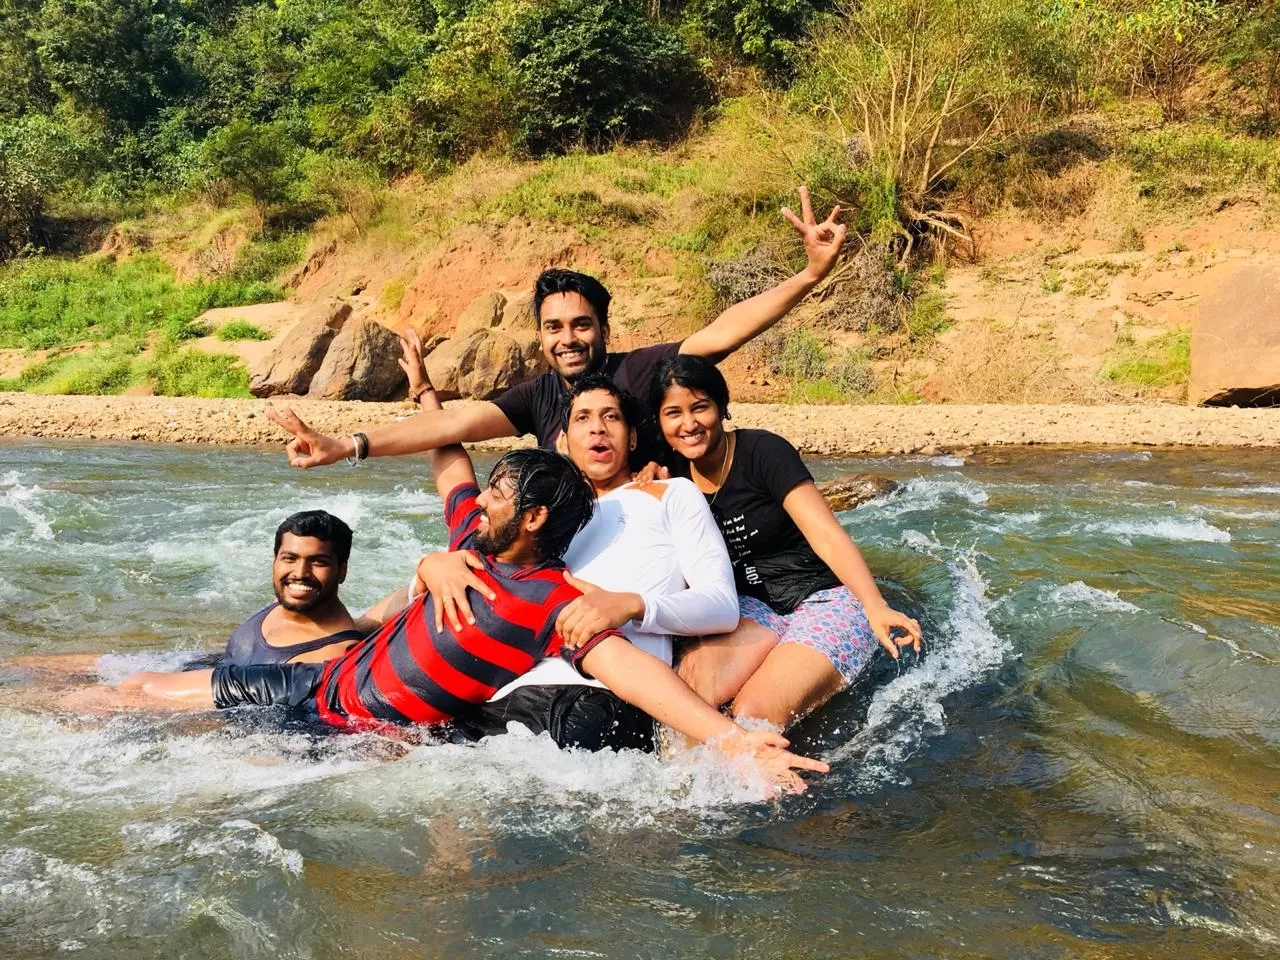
left=202, top=120, right=301, bottom=208
left=216, top=319, right=271, bottom=341
left=828, top=346, right=877, bottom=395
left=509, top=0, right=709, bottom=154
left=145, top=341, right=251, bottom=397
left=679, top=0, right=825, bottom=78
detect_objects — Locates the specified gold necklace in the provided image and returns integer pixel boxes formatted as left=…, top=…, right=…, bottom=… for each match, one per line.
left=707, top=431, right=735, bottom=506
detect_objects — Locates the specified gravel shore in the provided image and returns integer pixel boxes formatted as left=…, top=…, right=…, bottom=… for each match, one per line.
left=1, top=392, right=1276, bottom=454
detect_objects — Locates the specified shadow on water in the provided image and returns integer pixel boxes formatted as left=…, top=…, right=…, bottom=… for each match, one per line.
left=0, top=440, right=1278, bottom=958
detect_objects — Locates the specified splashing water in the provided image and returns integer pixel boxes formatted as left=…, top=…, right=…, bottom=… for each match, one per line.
left=1, top=439, right=1279, bottom=959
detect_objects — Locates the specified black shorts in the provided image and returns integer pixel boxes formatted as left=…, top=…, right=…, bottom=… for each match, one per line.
left=453, top=684, right=655, bottom=753
left=211, top=662, right=324, bottom=711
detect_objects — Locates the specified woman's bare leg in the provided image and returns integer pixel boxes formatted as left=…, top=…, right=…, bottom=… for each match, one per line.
left=676, top=618, right=779, bottom=710
left=730, top=643, right=845, bottom=730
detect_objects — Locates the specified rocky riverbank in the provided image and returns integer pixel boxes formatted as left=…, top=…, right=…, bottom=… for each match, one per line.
left=1, top=393, right=1276, bottom=454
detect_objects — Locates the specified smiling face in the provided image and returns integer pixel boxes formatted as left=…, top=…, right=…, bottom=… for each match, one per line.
left=657, top=384, right=727, bottom=463
left=272, top=533, right=346, bottom=613
left=538, top=291, right=609, bottom=381
left=563, top=387, right=635, bottom=489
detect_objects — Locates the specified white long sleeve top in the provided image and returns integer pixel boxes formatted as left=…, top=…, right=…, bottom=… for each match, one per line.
left=490, top=477, right=738, bottom=696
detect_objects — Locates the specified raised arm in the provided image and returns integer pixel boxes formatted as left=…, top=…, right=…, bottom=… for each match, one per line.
left=398, top=328, right=477, bottom=504
left=265, top=401, right=518, bottom=469
left=782, top=481, right=922, bottom=659
left=679, top=186, right=846, bottom=363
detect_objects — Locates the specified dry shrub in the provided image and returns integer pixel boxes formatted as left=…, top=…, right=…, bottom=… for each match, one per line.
left=931, top=320, right=1102, bottom=402
left=812, top=247, right=905, bottom=332
left=703, top=243, right=790, bottom=305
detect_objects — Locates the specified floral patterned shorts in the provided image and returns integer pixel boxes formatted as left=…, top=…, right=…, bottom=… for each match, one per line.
left=738, top=586, right=880, bottom=685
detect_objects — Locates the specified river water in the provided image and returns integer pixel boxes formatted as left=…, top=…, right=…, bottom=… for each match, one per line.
left=0, top=439, right=1277, bottom=958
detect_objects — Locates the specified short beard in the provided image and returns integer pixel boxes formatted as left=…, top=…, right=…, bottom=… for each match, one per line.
left=473, top=514, right=521, bottom=556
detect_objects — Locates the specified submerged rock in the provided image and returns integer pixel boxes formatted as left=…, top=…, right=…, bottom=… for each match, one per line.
left=816, top=473, right=898, bottom=511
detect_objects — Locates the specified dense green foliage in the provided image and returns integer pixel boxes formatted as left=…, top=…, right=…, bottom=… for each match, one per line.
left=1, top=0, right=1276, bottom=262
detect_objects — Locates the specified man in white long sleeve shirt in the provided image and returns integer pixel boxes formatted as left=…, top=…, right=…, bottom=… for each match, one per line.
left=419, top=373, right=742, bottom=752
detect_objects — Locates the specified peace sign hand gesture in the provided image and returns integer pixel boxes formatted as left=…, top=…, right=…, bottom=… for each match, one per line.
left=781, top=185, right=847, bottom=284
left=265, top=407, right=352, bottom=469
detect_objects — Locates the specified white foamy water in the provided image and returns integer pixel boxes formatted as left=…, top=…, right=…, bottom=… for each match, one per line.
left=0, top=470, right=54, bottom=541
left=1046, top=581, right=1143, bottom=615
left=828, top=534, right=1009, bottom=788
left=865, top=476, right=990, bottom=520
left=1076, top=517, right=1231, bottom=543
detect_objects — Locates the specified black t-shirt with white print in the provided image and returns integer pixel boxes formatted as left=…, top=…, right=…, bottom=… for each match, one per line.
left=684, top=428, right=839, bottom=613
left=493, top=341, right=681, bottom=460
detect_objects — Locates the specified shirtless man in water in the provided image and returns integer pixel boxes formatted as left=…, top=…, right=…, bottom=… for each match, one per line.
left=2, top=510, right=363, bottom=685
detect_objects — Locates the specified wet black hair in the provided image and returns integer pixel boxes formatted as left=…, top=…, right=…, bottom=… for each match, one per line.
left=533, top=268, right=611, bottom=330
left=558, top=372, right=642, bottom=432
left=274, top=510, right=353, bottom=563
left=486, top=448, right=596, bottom=561
left=649, top=354, right=731, bottom=420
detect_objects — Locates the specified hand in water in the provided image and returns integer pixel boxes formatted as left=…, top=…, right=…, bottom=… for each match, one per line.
left=865, top=603, right=923, bottom=660
left=556, top=572, right=644, bottom=649
left=412, top=550, right=495, bottom=633
left=265, top=408, right=350, bottom=469
left=715, top=727, right=831, bottom=795
left=782, top=185, right=847, bottom=283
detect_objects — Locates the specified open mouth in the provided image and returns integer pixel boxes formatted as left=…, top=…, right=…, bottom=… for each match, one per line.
left=586, top=440, right=615, bottom=462
left=555, top=346, right=588, bottom=366
left=282, top=579, right=320, bottom=602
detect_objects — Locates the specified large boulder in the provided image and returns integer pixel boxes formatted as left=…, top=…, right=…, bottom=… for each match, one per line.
left=1191, top=265, right=1280, bottom=406
left=455, top=291, right=507, bottom=335
left=424, top=330, right=539, bottom=401
left=307, top=318, right=407, bottom=401
left=816, top=474, right=898, bottom=511
left=424, top=332, right=487, bottom=401
left=499, top=291, right=535, bottom=332
left=466, top=333, right=528, bottom=400
left=248, top=299, right=351, bottom=397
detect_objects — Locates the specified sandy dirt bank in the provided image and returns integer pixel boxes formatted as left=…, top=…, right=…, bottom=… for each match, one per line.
left=0, top=392, right=1276, bottom=454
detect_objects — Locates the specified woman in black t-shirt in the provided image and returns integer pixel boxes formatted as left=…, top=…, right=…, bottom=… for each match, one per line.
left=650, top=355, right=922, bottom=729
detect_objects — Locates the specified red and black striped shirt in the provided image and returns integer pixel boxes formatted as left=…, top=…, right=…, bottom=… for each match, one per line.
left=313, top=483, right=613, bottom=729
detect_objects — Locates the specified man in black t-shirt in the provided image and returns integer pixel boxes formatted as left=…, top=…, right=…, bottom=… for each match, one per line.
left=267, top=187, right=847, bottom=468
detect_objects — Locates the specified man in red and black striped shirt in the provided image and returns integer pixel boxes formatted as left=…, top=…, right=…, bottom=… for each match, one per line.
left=86, top=445, right=611, bottom=728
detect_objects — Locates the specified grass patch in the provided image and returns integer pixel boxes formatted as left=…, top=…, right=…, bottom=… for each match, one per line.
left=145, top=343, right=251, bottom=397
left=1104, top=328, right=1190, bottom=388
left=0, top=255, right=281, bottom=351
left=0, top=344, right=146, bottom=394
left=903, top=290, right=951, bottom=342
left=0, top=340, right=251, bottom=397
left=381, top=276, right=407, bottom=311
left=227, top=233, right=307, bottom=284
left=216, top=320, right=271, bottom=341
left=1128, top=127, right=1280, bottom=199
